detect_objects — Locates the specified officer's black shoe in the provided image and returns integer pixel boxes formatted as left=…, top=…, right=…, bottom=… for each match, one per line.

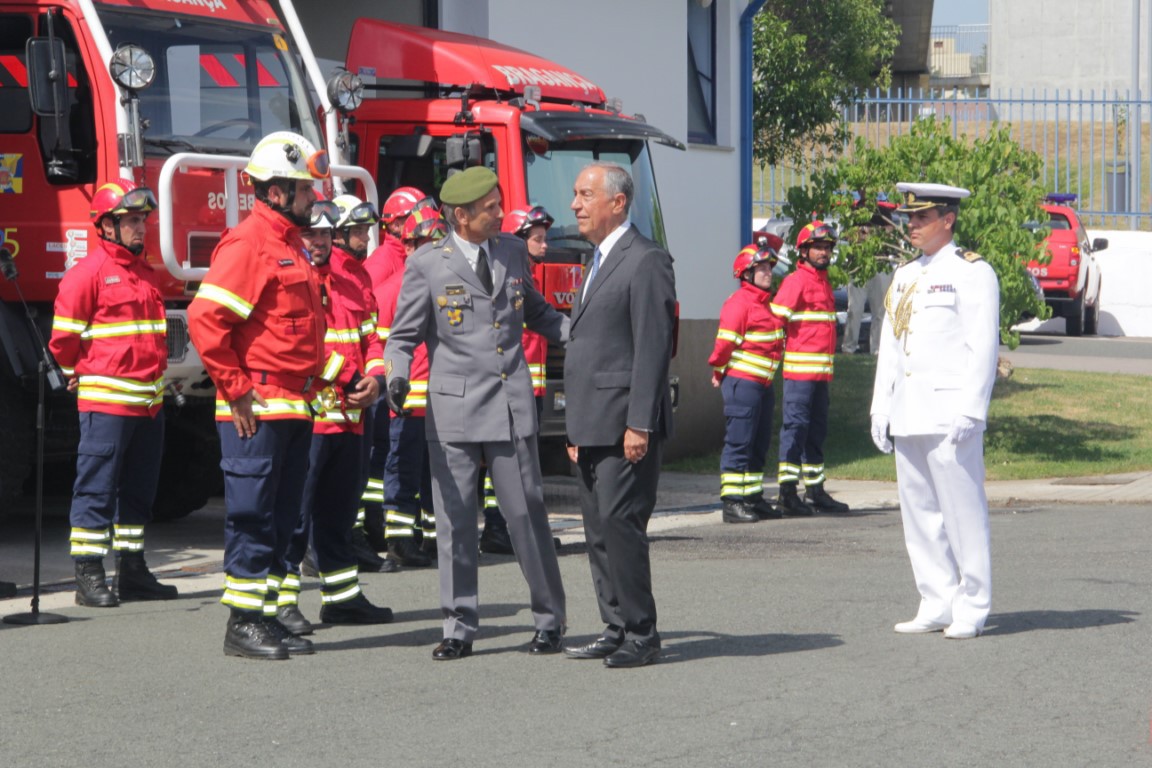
left=721, top=498, right=760, bottom=524
left=114, top=553, right=179, bottom=601
left=479, top=522, right=514, bottom=555
left=262, top=616, right=315, bottom=655
left=319, top=592, right=394, bottom=625
left=363, top=507, right=388, bottom=552
left=74, top=559, right=119, bottom=607
left=276, top=604, right=315, bottom=636
left=805, top=485, right=851, bottom=514
left=351, top=528, right=396, bottom=573
left=386, top=537, right=431, bottom=568
left=750, top=495, right=783, bottom=520
left=777, top=485, right=815, bottom=517
left=224, top=613, right=289, bottom=660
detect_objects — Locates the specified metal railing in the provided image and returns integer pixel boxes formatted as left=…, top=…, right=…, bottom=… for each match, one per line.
left=754, top=87, right=1152, bottom=230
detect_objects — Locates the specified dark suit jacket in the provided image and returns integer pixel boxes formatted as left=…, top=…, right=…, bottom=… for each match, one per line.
left=563, top=225, right=676, bottom=447
left=385, top=232, right=568, bottom=443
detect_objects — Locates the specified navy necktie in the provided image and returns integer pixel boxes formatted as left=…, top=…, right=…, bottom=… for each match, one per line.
left=475, top=245, right=493, bottom=294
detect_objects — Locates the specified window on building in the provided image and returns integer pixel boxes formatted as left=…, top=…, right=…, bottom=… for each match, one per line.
left=687, top=0, right=717, bottom=145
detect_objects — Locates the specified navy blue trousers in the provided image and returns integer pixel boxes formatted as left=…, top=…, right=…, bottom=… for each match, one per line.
left=286, top=431, right=361, bottom=575
left=777, top=379, right=829, bottom=485
left=720, top=377, right=775, bottom=494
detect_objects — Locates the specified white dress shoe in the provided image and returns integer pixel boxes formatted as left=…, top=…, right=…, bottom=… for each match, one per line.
left=893, top=618, right=950, bottom=634
left=944, top=622, right=981, bottom=639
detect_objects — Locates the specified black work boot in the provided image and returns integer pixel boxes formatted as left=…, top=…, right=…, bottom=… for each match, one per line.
left=479, top=522, right=514, bottom=555
left=749, top=494, right=783, bottom=520
left=224, top=610, right=289, bottom=660
left=387, top=537, right=431, bottom=568
left=805, top=485, right=851, bottom=514
left=777, top=484, right=815, bottom=517
left=276, top=604, right=315, bottom=636
left=319, top=592, right=394, bottom=625
left=262, top=615, right=315, bottom=655
left=75, top=559, right=119, bottom=607
left=352, top=528, right=399, bottom=573
left=114, top=553, right=178, bottom=601
left=363, top=507, right=388, bottom=552
left=721, top=498, right=759, bottom=524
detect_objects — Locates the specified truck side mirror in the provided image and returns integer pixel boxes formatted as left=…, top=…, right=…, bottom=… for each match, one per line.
left=1092, top=237, right=1109, bottom=252
left=26, top=38, right=69, bottom=118
left=445, top=134, right=481, bottom=169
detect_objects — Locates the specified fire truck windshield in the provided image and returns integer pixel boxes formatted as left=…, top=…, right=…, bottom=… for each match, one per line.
left=99, top=9, right=322, bottom=155
left=524, top=139, right=668, bottom=251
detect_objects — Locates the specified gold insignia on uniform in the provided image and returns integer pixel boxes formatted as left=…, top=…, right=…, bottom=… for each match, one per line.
left=447, top=308, right=463, bottom=326
left=905, top=191, right=917, bottom=205
left=437, top=295, right=448, bottom=308
left=962, top=250, right=983, bottom=262
left=513, top=296, right=524, bottom=310
left=385, top=360, right=392, bottom=375
left=446, top=284, right=465, bottom=295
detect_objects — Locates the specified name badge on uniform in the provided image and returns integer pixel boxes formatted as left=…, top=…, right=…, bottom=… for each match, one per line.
left=278, top=259, right=294, bottom=266
left=446, top=284, right=466, bottom=295
left=104, top=275, right=121, bottom=285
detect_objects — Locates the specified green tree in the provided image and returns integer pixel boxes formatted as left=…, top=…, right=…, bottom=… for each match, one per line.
left=752, top=0, right=899, bottom=167
left=782, top=118, right=1050, bottom=349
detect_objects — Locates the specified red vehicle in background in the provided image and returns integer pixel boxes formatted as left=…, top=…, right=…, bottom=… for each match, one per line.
left=338, top=20, right=682, bottom=467
left=0, top=0, right=369, bottom=514
left=1025, top=194, right=1107, bottom=336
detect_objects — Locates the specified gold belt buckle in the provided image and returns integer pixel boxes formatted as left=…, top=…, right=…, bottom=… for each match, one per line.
left=319, top=386, right=338, bottom=411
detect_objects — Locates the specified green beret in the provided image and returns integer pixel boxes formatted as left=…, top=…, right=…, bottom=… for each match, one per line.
left=440, top=167, right=499, bottom=206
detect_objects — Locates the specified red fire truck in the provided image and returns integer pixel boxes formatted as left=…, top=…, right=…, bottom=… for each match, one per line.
left=0, top=0, right=368, bottom=515
left=338, top=20, right=682, bottom=468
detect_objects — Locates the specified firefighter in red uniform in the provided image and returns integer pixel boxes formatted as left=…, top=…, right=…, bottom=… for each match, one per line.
left=709, top=240, right=786, bottom=523
left=275, top=200, right=394, bottom=634
left=360, top=187, right=428, bottom=561
left=771, top=221, right=851, bottom=516
left=50, top=180, right=177, bottom=607
left=377, top=206, right=447, bottom=566
left=188, top=131, right=328, bottom=660
left=476, top=206, right=557, bottom=554
left=329, top=194, right=395, bottom=572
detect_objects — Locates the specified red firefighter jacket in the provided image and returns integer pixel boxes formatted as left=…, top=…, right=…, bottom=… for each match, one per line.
left=312, top=253, right=386, bottom=434
left=188, top=202, right=326, bottom=421
left=364, top=234, right=406, bottom=293
left=708, top=282, right=785, bottom=386
left=522, top=259, right=548, bottom=397
left=770, top=260, right=837, bottom=380
left=376, top=267, right=429, bottom=418
left=49, top=238, right=167, bottom=417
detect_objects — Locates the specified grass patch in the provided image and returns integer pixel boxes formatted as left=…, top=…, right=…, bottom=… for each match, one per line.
left=667, top=355, right=1152, bottom=482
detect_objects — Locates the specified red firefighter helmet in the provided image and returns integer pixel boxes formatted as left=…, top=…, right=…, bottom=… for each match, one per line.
left=795, top=220, right=837, bottom=250
left=401, top=205, right=448, bottom=243
left=502, top=205, right=554, bottom=237
left=89, top=180, right=157, bottom=226
left=381, top=186, right=427, bottom=222
left=732, top=244, right=779, bottom=279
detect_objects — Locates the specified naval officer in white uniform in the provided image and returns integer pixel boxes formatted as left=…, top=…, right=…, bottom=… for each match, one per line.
left=869, top=182, right=1000, bottom=640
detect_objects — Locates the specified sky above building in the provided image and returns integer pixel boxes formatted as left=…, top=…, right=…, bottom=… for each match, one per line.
left=932, top=0, right=988, bottom=26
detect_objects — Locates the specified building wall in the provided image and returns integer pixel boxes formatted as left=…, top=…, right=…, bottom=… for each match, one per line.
left=991, top=0, right=1152, bottom=96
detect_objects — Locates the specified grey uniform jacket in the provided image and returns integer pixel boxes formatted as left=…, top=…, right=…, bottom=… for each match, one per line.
left=384, top=232, right=568, bottom=443
left=563, top=226, right=677, bottom=447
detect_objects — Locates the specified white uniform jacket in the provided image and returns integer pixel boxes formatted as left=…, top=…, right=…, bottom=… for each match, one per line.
left=870, top=241, right=1000, bottom=436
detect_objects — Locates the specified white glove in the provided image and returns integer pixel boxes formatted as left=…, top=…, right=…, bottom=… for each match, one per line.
left=947, top=415, right=981, bottom=444
left=870, top=414, right=893, bottom=454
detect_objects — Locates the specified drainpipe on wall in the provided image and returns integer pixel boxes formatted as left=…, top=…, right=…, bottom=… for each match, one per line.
left=740, top=0, right=769, bottom=243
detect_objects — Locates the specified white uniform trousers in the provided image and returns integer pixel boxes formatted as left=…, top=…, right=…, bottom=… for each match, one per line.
left=894, top=432, right=991, bottom=629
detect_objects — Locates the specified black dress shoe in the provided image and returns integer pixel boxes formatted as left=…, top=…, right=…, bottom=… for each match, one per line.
left=563, top=636, right=622, bottom=660
left=604, top=639, right=661, bottom=668
left=479, top=523, right=514, bottom=555
left=528, top=629, right=565, bottom=654
left=319, top=592, right=393, bottom=625
left=432, top=638, right=473, bottom=660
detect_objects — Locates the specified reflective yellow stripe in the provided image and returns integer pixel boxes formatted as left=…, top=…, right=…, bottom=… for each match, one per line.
left=321, top=352, right=345, bottom=382
left=315, top=408, right=363, bottom=424
left=744, top=329, right=784, bottom=342
left=52, top=316, right=88, bottom=334
left=716, top=328, right=743, bottom=344
left=360, top=319, right=375, bottom=336
left=78, top=375, right=164, bottom=394
left=324, top=327, right=361, bottom=344
left=83, top=319, right=166, bottom=339
left=377, top=325, right=391, bottom=339
left=789, top=311, right=837, bottom=322
left=320, top=583, right=362, bottom=604
left=769, top=303, right=792, bottom=320
left=405, top=380, right=429, bottom=409
left=197, top=283, right=254, bottom=320
left=214, top=398, right=312, bottom=419
left=728, top=351, right=779, bottom=378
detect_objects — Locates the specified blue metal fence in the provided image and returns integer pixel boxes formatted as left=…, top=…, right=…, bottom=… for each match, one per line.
left=754, top=88, right=1152, bottom=230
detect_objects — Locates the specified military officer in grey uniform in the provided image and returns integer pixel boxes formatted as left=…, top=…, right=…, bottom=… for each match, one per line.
left=870, top=182, right=1000, bottom=640
left=384, top=166, right=569, bottom=660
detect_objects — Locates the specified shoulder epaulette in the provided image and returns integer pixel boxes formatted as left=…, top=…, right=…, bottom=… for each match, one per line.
left=956, top=248, right=983, bottom=263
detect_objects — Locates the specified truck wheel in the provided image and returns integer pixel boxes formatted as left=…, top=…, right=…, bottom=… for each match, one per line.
left=0, top=364, right=34, bottom=504
left=1065, top=294, right=1085, bottom=337
left=1084, top=284, right=1100, bottom=336
left=151, top=401, right=222, bottom=521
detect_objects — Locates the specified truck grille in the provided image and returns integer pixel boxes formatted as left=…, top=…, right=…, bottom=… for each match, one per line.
left=166, top=315, right=189, bottom=363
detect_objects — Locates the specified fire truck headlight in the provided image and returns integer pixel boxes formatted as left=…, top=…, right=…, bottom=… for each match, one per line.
left=109, top=45, right=155, bottom=91
left=327, top=70, right=364, bottom=114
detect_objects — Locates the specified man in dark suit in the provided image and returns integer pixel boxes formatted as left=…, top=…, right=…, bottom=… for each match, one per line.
left=383, top=166, right=570, bottom=660
left=562, top=162, right=677, bottom=668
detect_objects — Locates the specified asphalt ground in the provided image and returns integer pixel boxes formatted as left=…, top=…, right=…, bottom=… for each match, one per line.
left=2, top=479, right=1152, bottom=767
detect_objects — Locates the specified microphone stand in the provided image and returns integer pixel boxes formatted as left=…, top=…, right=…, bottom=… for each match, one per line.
left=1, top=246, right=67, bottom=625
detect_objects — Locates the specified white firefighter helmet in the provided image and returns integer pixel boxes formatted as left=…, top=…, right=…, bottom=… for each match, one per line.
left=245, top=131, right=330, bottom=182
